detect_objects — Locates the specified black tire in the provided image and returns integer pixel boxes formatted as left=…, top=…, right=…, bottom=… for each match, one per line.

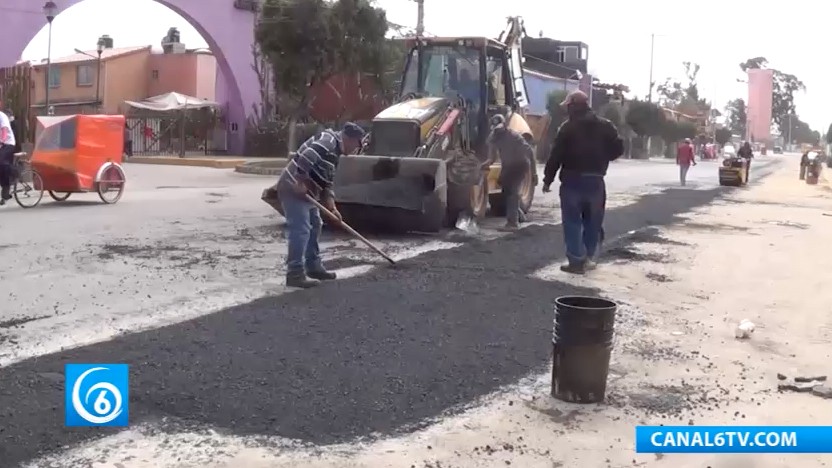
left=97, top=164, right=126, bottom=204
left=13, top=168, right=44, bottom=208
left=489, top=158, right=536, bottom=216
left=446, top=173, right=488, bottom=227
left=49, top=191, right=71, bottom=202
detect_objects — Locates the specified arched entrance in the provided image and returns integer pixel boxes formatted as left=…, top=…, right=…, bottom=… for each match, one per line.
left=0, top=0, right=259, bottom=154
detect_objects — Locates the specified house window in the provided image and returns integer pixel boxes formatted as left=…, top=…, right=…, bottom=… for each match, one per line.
left=48, top=66, right=61, bottom=88
left=77, top=64, right=93, bottom=87
left=563, top=46, right=579, bottom=62
left=555, top=48, right=565, bottom=63
left=152, top=69, right=159, bottom=80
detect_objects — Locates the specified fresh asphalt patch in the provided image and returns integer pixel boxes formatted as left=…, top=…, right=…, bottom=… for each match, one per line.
left=0, top=180, right=765, bottom=466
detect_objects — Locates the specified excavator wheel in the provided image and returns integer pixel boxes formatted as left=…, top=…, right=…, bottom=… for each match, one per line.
left=446, top=174, right=489, bottom=226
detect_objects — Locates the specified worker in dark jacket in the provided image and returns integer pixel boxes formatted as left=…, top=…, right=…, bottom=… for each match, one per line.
left=543, top=90, right=624, bottom=274
left=480, top=114, right=533, bottom=230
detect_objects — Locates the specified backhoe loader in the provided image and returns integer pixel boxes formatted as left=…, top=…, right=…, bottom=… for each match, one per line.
left=266, top=17, right=539, bottom=233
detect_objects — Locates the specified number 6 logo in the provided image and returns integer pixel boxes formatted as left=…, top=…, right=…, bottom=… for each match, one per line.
left=65, top=364, right=129, bottom=427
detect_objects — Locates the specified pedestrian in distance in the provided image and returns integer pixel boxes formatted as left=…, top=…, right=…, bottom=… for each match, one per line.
left=677, top=138, right=696, bottom=186
left=124, top=122, right=133, bottom=159
left=0, top=102, right=17, bottom=205
left=277, top=122, right=366, bottom=289
left=480, top=114, right=533, bottom=231
left=738, top=141, right=754, bottom=181
left=542, top=90, right=624, bottom=274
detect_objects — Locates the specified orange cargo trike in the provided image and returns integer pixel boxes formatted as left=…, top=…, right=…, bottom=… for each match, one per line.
left=14, top=114, right=127, bottom=208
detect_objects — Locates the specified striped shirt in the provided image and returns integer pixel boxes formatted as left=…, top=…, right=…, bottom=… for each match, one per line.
left=278, top=129, right=342, bottom=199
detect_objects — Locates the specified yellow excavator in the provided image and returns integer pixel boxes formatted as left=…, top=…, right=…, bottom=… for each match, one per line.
left=270, top=17, right=539, bottom=233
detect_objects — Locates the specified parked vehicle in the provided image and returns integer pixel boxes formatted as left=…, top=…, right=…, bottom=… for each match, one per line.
left=11, top=114, right=127, bottom=208
left=773, top=146, right=783, bottom=154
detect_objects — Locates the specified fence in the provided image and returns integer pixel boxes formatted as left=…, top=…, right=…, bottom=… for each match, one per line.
left=126, top=109, right=227, bottom=156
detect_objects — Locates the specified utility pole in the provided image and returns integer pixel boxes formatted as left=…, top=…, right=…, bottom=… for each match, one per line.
left=647, top=33, right=655, bottom=102
left=414, top=0, right=424, bottom=37
left=787, top=114, right=793, bottom=150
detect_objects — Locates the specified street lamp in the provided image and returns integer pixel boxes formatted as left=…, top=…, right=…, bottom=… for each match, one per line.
left=43, top=1, right=58, bottom=114
left=95, top=38, right=105, bottom=111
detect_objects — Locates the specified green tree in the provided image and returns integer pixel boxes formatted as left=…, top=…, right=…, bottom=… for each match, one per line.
left=546, top=90, right=570, bottom=131
left=715, top=127, right=732, bottom=146
left=625, top=100, right=664, bottom=138
left=255, top=0, right=389, bottom=151
left=724, top=98, right=747, bottom=137
left=601, top=103, right=623, bottom=129
left=739, top=56, right=806, bottom=136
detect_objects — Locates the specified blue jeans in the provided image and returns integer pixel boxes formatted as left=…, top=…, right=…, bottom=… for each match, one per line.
left=280, top=191, right=324, bottom=275
left=559, top=175, right=606, bottom=264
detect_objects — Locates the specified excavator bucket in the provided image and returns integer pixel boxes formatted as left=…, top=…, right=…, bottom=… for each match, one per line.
left=333, top=155, right=448, bottom=233
left=259, top=155, right=447, bottom=233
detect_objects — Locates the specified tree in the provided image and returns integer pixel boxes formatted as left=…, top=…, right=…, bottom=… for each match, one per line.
left=255, top=0, right=389, bottom=151
left=546, top=90, right=570, bottom=131
left=601, top=103, right=623, bottom=129
left=682, top=61, right=701, bottom=102
left=625, top=100, right=664, bottom=138
left=739, top=56, right=806, bottom=136
left=826, top=123, right=832, bottom=144
left=724, top=98, right=747, bottom=138
left=660, top=119, right=697, bottom=147
left=715, top=127, right=732, bottom=146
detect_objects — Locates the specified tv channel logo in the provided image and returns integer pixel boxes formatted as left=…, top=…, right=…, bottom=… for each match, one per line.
left=65, top=364, right=129, bottom=427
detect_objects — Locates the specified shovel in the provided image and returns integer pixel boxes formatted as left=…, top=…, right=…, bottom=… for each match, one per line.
left=305, top=194, right=397, bottom=265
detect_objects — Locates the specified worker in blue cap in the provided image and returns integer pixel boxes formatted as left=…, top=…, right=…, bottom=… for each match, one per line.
left=276, top=122, right=366, bottom=288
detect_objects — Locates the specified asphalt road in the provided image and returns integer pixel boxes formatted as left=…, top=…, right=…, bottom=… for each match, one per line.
left=0, top=155, right=782, bottom=466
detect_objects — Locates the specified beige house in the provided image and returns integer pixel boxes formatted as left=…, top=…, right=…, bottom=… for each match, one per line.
left=30, top=46, right=152, bottom=115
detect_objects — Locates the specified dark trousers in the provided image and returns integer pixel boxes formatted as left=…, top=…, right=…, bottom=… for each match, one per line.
left=0, top=144, right=15, bottom=198
left=124, top=140, right=133, bottom=157
left=559, top=174, right=606, bottom=264
left=500, top=161, right=529, bottom=226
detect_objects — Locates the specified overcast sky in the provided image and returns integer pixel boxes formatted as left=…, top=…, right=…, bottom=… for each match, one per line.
left=20, top=0, right=828, bottom=132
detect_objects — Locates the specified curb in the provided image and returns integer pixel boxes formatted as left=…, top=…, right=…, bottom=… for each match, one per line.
left=234, top=160, right=288, bottom=176
left=126, top=157, right=246, bottom=169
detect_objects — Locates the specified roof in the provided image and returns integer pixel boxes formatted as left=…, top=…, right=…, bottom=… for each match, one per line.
left=32, top=46, right=150, bottom=67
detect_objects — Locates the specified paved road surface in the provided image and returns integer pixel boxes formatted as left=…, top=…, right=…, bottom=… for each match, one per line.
left=0, top=155, right=783, bottom=466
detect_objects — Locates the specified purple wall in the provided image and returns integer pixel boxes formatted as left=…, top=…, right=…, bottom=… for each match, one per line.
left=0, top=0, right=259, bottom=154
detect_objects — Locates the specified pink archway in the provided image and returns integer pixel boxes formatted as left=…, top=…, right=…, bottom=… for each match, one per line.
left=0, top=0, right=259, bottom=154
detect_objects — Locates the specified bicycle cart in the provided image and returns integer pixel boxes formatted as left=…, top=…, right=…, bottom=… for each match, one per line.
left=14, top=114, right=126, bottom=209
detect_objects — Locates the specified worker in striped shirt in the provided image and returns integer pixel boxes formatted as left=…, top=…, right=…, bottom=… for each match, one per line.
left=277, top=122, right=366, bottom=288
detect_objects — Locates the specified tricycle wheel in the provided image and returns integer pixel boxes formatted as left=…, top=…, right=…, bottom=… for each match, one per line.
left=13, top=168, right=44, bottom=208
left=49, top=191, right=72, bottom=202
left=97, top=164, right=126, bottom=204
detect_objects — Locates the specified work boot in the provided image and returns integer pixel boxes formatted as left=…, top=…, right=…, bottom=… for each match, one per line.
left=584, top=259, right=598, bottom=271
left=286, top=272, right=320, bottom=289
left=307, top=267, right=336, bottom=281
left=560, top=262, right=586, bottom=275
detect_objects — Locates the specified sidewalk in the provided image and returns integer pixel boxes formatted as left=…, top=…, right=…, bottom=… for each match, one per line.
left=212, top=164, right=832, bottom=467
left=126, top=154, right=283, bottom=169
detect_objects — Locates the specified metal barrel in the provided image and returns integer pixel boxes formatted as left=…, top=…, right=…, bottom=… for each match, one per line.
left=551, top=296, right=617, bottom=404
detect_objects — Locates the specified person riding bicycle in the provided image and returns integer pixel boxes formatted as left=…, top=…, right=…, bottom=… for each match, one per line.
left=0, top=103, right=17, bottom=205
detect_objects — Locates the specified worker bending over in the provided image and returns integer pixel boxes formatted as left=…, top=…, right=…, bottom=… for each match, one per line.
left=276, top=122, right=365, bottom=288
left=480, top=114, right=533, bottom=231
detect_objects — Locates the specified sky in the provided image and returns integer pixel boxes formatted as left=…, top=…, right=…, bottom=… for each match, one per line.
left=18, top=0, right=830, bottom=132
